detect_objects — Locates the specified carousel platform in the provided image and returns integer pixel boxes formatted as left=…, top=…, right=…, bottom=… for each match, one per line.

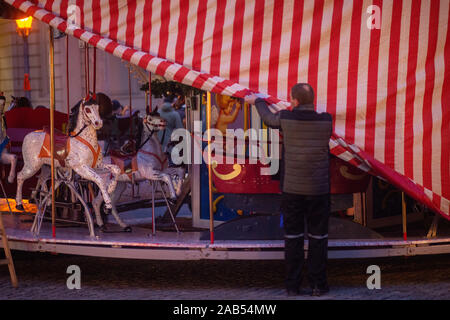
left=1, top=199, right=450, bottom=260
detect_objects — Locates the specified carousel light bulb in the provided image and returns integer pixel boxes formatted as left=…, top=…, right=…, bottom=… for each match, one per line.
left=16, top=16, right=33, bottom=37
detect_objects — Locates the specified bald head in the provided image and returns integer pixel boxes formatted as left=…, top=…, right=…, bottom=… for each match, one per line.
left=291, top=83, right=314, bottom=108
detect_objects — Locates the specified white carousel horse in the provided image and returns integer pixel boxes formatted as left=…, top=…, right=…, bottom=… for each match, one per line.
left=92, top=108, right=184, bottom=225
left=0, top=96, right=17, bottom=183
left=15, top=97, right=128, bottom=230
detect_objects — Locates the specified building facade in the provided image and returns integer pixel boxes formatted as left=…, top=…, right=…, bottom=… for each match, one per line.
left=0, top=18, right=151, bottom=114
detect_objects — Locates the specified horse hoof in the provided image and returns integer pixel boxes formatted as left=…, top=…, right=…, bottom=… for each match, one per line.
left=15, top=204, right=24, bottom=211
left=7, top=176, right=14, bottom=184
left=123, top=226, right=132, bottom=232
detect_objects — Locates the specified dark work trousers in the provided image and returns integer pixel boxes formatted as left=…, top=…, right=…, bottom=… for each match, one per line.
left=281, top=192, right=330, bottom=291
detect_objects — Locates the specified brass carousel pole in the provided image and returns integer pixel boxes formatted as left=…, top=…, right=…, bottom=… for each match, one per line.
left=128, top=67, right=135, bottom=198
left=206, top=92, right=214, bottom=244
left=49, top=26, right=56, bottom=238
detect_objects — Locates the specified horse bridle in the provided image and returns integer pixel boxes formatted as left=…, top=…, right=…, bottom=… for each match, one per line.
left=137, top=120, right=156, bottom=150
left=68, top=103, right=91, bottom=137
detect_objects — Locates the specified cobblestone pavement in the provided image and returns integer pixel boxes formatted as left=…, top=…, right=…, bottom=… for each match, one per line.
left=0, top=251, right=449, bottom=300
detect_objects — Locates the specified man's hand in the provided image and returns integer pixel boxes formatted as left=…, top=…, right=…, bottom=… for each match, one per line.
left=244, top=94, right=258, bottom=105
left=121, top=105, right=130, bottom=116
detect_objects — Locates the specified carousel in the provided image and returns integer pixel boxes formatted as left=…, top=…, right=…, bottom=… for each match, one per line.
left=0, top=0, right=449, bottom=273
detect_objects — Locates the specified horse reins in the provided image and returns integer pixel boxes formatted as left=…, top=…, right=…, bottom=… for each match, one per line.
left=69, top=124, right=87, bottom=137
left=68, top=100, right=95, bottom=138
left=137, top=121, right=156, bottom=150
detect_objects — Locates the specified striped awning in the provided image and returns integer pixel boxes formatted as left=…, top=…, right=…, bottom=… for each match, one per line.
left=5, top=0, right=450, bottom=219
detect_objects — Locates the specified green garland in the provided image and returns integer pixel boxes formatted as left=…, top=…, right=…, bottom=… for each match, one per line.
left=140, top=80, right=204, bottom=98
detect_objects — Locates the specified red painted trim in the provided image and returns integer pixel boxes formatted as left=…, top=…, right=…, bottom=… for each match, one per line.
left=364, top=0, right=382, bottom=156
left=307, top=0, right=324, bottom=105
left=345, top=0, right=363, bottom=145
left=267, top=0, right=284, bottom=97
left=384, top=0, right=403, bottom=169
left=404, top=0, right=422, bottom=180
left=287, top=0, right=304, bottom=100
left=326, top=0, right=344, bottom=124
left=421, top=0, right=440, bottom=191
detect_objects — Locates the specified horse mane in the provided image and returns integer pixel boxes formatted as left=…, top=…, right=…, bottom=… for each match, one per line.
left=16, top=97, right=32, bottom=108
left=135, top=113, right=144, bottom=148
left=149, top=106, right=160, bottom=117
left=83, top=97, right=98, bottom=106
left=68, top=100, right=81, bottom=133
left=95, top=92, right=112, bottom=119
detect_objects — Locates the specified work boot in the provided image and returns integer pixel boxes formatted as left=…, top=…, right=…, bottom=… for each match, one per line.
left=310, top=285, right=329, bottom=297
left=286, top=288, right=300, bottom=296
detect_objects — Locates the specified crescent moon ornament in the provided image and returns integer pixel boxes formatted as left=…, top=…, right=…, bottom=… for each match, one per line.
left=211, top=161, right=242, bottom=181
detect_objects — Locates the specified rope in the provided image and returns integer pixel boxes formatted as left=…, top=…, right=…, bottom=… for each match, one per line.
left=86, top=45, right=90, bottom=96
left=69, top=124, right=87, bottom=138
left=93, top=47, right=96, bottom=94
left=66, top=35, right=69, bottom=127
left=136, top=125, right=155, bottom=150
left=84, top=45, right=88, bottom=96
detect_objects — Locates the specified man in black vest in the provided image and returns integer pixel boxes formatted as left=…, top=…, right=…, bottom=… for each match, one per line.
left=245, top=84, right=332, bottom=296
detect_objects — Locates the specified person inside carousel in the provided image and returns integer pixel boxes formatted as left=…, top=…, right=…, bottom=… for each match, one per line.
left=0, top=93, right=8, bottom=139
left=111, top=99, right=130, bottom=117
left=172, top=94, right=186, bottom=128
left=0, top=93, right=6, bottom=115
left=157, top=96, right=183, bottom=155
left=0, top=93, right=10, bottom=146
left=245, top=83, right=332, bottom=297
left=108, top=99, right=139, bottom=151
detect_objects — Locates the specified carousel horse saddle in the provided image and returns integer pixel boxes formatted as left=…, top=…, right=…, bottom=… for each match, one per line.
left=38, top=126, right=70, bottom=167
left=110, top=149, right=138, bottom=177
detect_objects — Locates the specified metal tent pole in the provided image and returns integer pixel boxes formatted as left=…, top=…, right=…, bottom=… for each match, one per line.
left=22, top=35, right=31, bottom=100
left=402, top=192, right=407, bottom=241
left=128, top=67, right=136, bottom=197
left=206, top=92, right=214, bottom=244
left=49, top=26, right=56, bottom=238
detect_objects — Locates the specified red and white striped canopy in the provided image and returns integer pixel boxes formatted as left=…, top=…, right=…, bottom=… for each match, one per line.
left=6, top=0, right=450, bottom=219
